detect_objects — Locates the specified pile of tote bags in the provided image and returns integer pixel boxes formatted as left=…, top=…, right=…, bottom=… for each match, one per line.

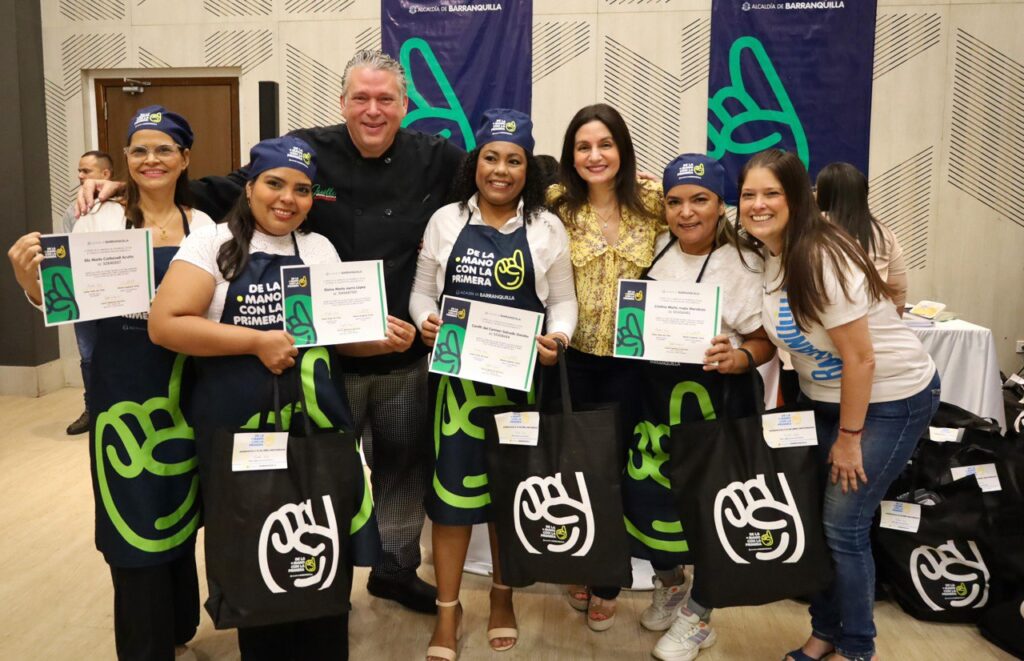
left=873, top=401, right=1024, bottom=657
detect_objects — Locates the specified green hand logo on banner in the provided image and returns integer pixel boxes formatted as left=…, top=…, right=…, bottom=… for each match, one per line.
left=399, top=37, right=476, bottom=149
left=94, top=354, right=199, bottom=553
left=707, top=36, right=810, bottom=167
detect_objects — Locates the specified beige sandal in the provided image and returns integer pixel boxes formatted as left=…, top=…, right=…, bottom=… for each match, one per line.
left=426, top=599, right=463, bottom=661
left=487, top=583, right=519, bottom=652
left=565, top=584, right=590, bottom=611
left=587, top=596, right=617, bottom=632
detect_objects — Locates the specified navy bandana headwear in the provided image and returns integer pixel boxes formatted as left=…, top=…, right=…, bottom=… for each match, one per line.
left=474, top=108, right=534, bottom=154
left=246, top=136, right=318, bottom=182
left=662, top=153, right=726, bottom=200
left=126, top=105, right=194, bottom=149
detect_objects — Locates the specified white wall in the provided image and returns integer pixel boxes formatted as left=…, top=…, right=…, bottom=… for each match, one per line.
left=39, top=0, right=1024, bottom=375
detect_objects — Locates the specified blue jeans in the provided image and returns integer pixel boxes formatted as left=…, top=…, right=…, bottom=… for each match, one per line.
left=74, top=320, right=97, bottom=410
left=806, top=371, right=940, bottom=660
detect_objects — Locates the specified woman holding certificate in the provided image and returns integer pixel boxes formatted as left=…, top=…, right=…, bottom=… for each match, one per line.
left=628, top=154, right=775, bottom=661
left=547, top=104, right=663, bottom=630
left=149, top=136, right=408, bottom=659
left=736, top=149, right=938, bottom=661
left=409, top=109, right=577, bottom=661
left=8, top=106, right=213, bottom=660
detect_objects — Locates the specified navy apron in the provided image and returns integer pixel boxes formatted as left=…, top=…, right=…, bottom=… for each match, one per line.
left=189, top=233, right=377, bottom=563
left=90, top=207, right=200, bottom=568
left=623, top=241, right=759, bottom=567
left=425, top=211, right=544, bottom=526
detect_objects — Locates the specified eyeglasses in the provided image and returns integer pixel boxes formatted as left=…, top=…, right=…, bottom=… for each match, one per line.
left=125, top=144, right=181, bottom=161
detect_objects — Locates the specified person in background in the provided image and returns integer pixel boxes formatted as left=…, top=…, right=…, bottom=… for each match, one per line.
left=736, top=149, right=939, bottom=661
left=78, top=49, right=464, bottom=613
left=815, top=162, right=907, bottom=316
left=9, top=106, right=212, bottom=661
left=631, top=154, right=775, bottom=661
left=61, top=150, right=113, bottom=435
left=410, top=109, right=576, bottom=661
left=547, top=102, right=663, bottom=631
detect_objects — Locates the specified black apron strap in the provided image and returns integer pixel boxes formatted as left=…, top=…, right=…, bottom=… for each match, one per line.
left=178, top=205, right=191, bottom=237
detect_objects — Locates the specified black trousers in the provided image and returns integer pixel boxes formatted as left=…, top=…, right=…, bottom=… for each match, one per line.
left=108, top=549, right=200, bottom=661
left=565, top=348, right=637, bottom=601
left=237, top=614, right=348, bottom=661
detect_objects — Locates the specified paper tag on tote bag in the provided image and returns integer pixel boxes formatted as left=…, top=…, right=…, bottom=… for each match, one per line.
left=494, top=411, right=540, bottom=446
left=762, top=411, right=818, bottom=449
left=232, top=432, right=289, bottom=471
left=879, top=500, right=922, bottom=533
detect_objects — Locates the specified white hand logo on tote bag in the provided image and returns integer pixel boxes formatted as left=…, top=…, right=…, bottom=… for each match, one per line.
left=258, top=495, right=339, bottom=593
left=910, top=539, right=989, bottom=611
left=713, top=472, right=805, bottom=564
left=514, top=472, right=595, bottom=556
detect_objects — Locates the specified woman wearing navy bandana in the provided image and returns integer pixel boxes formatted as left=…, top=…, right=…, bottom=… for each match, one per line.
left=736, top=149, right=938, bottom=661
left=8, top=105, right=214, bottom=660
left=409, top=108, right=577, bottom=661
left=629, top=154, right=775, bottom=661
left=150, top=136, right=411, bottom=659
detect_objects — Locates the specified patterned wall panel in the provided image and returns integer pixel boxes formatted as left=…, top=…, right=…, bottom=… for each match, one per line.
left=60, top=32, right=128, bottom=100
left=873, top=12, right=942, bottom=79
left=59, top=0, right=125, bottom=22
left=679, top=17, right=709, bottom=93
left=868, top=147, right=933, bottom=271
left=284, top=0, right=356, bottom=14
left=203, top=0, right=272, bottom=17
left=44, top=78, right=72, bottom=225
left=204, top=29, right=274, bottom=74
left=284, top=44, right=343, bottom=132
left=947, top=28, right=1024, bottom=231
left=602, top=34, right=681, bottom=173
left=533, top=21, right=591, bottom=84
left=138, top=46, right=172, bottom=68
left=354, top=26, right=381, bottom=53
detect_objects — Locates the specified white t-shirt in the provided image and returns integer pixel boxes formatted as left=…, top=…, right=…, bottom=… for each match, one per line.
left=409, top=195, right=578, bottom=340
left=647, top=233, right=764, bottom=346
left=761, top=251, right=934, bottom=403
left=172, top=223, right=341, bottom=322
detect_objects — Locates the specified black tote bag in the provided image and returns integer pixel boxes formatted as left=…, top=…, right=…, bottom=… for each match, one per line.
left=483, top=345, right=633, bottom=588
left=668, top=392, right=832, bottom=608
left=875, top=481, right=997, bottom=623
left=197, top=371, right=360, bottom=629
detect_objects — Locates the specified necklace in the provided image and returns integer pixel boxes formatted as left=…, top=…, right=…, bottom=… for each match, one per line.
left=147, top=208, right=178, bottom=238
left=593, top=204, right=619, bottom=229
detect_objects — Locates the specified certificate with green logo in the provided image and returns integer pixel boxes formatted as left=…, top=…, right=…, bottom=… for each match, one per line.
left=38, top=229, right=154, bottom=326
left=429, top=295, right=544, bottom=392
left=281, top=260, right=388, bottom=347
left=614, top=279, right=721, bottom=364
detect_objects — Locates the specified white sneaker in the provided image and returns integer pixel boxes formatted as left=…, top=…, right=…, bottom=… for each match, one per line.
left=640, top=578, right=690, bottom=631
left=652, top=608, right=717, bottom=661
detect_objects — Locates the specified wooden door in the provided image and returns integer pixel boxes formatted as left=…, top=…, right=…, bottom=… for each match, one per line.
left=95, top=77, right=241, bottom=183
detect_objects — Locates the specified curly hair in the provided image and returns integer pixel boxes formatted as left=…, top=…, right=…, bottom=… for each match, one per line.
left=449, top=147, right=548, bottom=223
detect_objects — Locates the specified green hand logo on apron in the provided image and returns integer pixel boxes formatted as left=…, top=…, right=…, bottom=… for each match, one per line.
left=432, top=325, right=465, bottom=375
left=432, top=376, right=515, bottom=509
left=625, top=381, right=718, bottom=553
left=94, top=354, right=199, bottom=553
left=284, top=295, right=317, bottom=346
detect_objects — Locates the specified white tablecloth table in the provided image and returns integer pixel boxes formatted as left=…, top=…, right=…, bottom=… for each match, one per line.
left=910, top=319, right=1006, bottom=432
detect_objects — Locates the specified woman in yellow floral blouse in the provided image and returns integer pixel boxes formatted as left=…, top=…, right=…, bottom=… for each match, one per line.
left=547, top=103, right=664, bottom=631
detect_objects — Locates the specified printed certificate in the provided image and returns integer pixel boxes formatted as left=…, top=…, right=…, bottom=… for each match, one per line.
left=281, top=261, right=388, bottom=347
left=613, top=279, right=721, bottom=364
left=38, top=230, right=154, bottom=327
left=429, top=295, right=544, bottom=392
